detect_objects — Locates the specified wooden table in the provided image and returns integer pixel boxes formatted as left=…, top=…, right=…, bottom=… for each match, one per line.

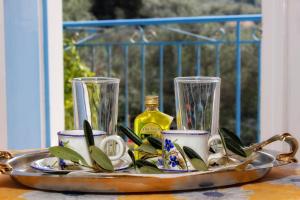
left=0, top=162, right=300, bottom=200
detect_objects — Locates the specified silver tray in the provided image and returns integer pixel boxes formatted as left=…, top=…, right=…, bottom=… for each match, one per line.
left=0, top=133, right=298, bottom=193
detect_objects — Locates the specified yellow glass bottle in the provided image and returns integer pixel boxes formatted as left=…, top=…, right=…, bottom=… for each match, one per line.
left=134, top=95, right=173, bottom=158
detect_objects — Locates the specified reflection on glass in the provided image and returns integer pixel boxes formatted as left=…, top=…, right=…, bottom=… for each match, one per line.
left=174, top=76, right=221, bottom=135
left=72, top=77, right=120, bottom=135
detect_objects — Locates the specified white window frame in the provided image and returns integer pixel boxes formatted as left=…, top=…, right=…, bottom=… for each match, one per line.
left=46, top=0, right=64, bottom=146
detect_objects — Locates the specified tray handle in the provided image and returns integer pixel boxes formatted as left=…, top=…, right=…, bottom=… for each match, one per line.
left=249, top=133, right=298, bottom=163
left=0, top=151, right=13, bottom=174
left=0, top=150, right=13, bottom=159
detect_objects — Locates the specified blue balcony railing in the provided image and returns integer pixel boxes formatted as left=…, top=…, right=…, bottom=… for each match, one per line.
left=63, top=14, right=262, bottom=143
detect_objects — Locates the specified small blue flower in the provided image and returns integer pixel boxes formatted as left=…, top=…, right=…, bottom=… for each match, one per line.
left=59, top=159, right=67, bottom=169
left=164, top=139, right=174, bottom=152
left=169, top=155, right=179, bottom=167
left=58, top=140, right=69, bottom=169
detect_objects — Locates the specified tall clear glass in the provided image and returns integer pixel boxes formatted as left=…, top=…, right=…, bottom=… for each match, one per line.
left=72, top=77, right=120, bottom=135
left=174, top=76, right=221, bottom=135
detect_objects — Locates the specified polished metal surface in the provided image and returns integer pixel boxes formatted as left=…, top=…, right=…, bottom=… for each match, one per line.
left=0, top=150, right=277, bottom=193
left=0, top=132, right=297, bottom=193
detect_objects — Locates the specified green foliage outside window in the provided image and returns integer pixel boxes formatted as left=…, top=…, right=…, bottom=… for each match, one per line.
left=63, top=0, right=261, bottom=144
left=64, top=39, right=95, bottom=129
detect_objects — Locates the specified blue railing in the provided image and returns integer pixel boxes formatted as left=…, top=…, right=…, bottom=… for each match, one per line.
left=63, top=14, right=262, bottom=142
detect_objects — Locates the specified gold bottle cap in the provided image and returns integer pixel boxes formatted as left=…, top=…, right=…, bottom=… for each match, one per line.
left=145, top=95, right=159, bottom=105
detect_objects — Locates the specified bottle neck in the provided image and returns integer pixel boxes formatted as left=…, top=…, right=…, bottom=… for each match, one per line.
left=145, top=104, right=159, bottom=111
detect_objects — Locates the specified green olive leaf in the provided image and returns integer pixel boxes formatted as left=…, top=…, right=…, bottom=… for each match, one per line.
left=136, top=159, right=158, bottom=168
left=139, top=166, right=164, bottom=174
left=118, top=125, right=143, bottom=146
left=190, top=158, right=208, bottom=171
left=182, top=146, right=208, bottom=171
left=174, top=143, right=188, bottom=170
left=83, top=120, right=95, bottom=147
left=183, top=146, right=202, bottom=159
left=219, top=128, right=247, bottom=157
left=140, top=153, right=159, bottom=160
left=90, top=145, right=114, bottom=172
left=127, top=149, right=136, bottom=169
left=136, top=143, right=157, bottom=154
left=218, top=129, right=230, bottom=161
left=147, top=136, right=162, bottom=149
left=220, top=128, right=245, bottom=147
left=49, top=146, right=89, bottom=166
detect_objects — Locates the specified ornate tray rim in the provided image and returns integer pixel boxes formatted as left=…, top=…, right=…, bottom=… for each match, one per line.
left=6, top=150, right=275, bottom=178
left=0, top=149, right=280, bottom=193
left=0, top=132, right=297, bottom=193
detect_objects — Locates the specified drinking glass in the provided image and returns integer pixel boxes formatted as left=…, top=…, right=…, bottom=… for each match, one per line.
left=174, top=76, right=221, bottom=135
left=72, top=77, right=120, bottom=135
